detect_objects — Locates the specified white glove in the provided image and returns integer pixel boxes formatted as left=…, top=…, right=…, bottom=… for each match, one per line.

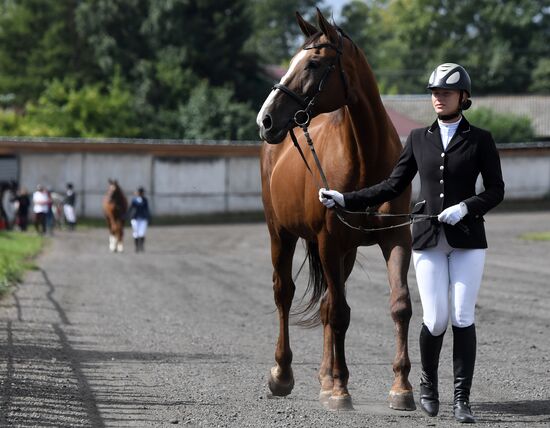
left=318, top=188, right=345, bottom=208
left=438, top=202, right=468, bottom=225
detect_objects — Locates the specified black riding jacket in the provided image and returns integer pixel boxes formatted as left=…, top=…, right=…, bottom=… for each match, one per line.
left=343, top=117, right=505, bottom=250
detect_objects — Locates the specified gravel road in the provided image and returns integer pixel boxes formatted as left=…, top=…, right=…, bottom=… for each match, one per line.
left=0, top=211, right=548, bottom=427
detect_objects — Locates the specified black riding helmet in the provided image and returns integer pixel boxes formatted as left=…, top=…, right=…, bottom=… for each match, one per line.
left=427, top=63, right=472, bottom=115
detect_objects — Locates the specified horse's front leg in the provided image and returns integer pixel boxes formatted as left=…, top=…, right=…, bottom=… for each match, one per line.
left=106, top=217, right=117, bottom=252
left=380, top=236, right=416, bottom=411
left=268, top=231, right=297, bottom=396
left=318, top=238, right=353, bottom=410
left=116, top=222, right=124, bottom=253
left=318, top=249, right=356, bottom=404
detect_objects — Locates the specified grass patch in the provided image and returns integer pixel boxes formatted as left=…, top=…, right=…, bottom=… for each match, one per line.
left=0, top=232, right=43, bottom=295
left=520, top=231, right=550, bottom=241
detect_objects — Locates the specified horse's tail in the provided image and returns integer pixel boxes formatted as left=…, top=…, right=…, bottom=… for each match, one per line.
left=291, top=240, right=326, bottom=328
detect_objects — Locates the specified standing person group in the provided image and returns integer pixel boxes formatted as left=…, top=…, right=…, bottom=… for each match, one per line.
left=128, top=187, right=151, bottom=252
left=320, top=63, right=504, bottom=423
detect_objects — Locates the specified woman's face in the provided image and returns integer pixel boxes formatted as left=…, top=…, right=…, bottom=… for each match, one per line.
left=431, top=88, right=461, bottom=117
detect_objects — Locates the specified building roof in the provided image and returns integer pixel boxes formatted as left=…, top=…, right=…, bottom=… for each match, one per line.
left=382, top=95, right=550, bottom=138
left=384, top=107, right=424, bottom=139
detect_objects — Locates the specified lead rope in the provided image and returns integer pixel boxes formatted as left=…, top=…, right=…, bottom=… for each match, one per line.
left=290, top=125, right=438, bottom=233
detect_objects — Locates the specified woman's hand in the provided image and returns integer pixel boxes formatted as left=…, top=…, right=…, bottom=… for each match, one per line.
left=319, top=188, right=345, bottom=208
left=438, top=202, right=468, bottom=225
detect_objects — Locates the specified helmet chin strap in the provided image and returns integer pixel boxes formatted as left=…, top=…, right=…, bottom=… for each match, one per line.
left=438, top=111, right=462, bottom=121
left=437, top=90, right=466, bottom=121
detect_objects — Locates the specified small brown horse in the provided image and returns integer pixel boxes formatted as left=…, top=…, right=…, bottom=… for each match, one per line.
left=102, top=179, right=128, bottom=253
left=257, top=10, right=415, bottom=411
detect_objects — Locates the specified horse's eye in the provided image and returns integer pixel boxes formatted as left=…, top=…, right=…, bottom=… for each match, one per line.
left=306, top=60, right=320, bottom=70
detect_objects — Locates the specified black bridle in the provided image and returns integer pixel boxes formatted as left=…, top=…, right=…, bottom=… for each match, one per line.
left=272, top=31, right=348, bottom=128
left=271, top=31, right=442, bottom=233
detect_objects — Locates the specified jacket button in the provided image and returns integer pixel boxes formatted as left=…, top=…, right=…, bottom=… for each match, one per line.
left=441, top=153, right=445, bottom=157
left=439, top=165, right=444, bottom=170
left=440, top=179, right=444, bottom=184
left=439, top=193, right=444, bottom=198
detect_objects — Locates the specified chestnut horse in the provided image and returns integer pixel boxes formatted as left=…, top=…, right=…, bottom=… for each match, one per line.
left=102, top=179, right=128, bottom=253
left=257, top=10, right=415, bottom=411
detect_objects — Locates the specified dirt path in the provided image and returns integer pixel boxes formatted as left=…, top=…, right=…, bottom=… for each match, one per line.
left=0, top=212, right=548, bottom=427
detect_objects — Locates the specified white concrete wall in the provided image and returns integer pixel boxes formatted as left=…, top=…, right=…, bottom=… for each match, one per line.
left=18, top=153, right=263, bottom=217
left=17, top=149, right=550, bottom=218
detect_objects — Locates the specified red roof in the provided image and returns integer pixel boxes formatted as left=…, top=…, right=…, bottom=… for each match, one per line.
left=385, top=106, right=424, bottom=139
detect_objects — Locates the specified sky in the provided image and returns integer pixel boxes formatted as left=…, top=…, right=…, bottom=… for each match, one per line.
left=321, top=0, right=351, bottom=19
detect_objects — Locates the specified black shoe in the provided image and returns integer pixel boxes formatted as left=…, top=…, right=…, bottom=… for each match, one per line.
left=134, top=238, right=140, bottom=252
left=453, top=324, right=477, bottom=423
left=419, top=324, right=445, bottom=417
left=454, top=400, right=476, bottom=423
left=420, top=383, right=439, bottom=417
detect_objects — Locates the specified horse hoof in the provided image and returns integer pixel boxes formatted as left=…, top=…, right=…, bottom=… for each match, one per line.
left=388, top=390, right=416, bottom=411
left=268, top=367, right=294, bottom=396
left=327, top=394, right=354, bottom=411
left=319, top=389, right=332, bottom=404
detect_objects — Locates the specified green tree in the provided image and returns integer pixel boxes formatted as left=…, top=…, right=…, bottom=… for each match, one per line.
left=0, top=74, right=141, bottom=138
left=467, top=107, right=535, bottom=143
left=340, top=0, right=550, bottom=94
left=177, top=81, right=258, bottom=140
left=247, top=0, right=324, bottom=65
left=0, top=0, right=95, bottom=105
left=529, top=58, right=550, bottom=93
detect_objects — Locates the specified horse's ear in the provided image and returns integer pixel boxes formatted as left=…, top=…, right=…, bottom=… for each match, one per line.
left=296, top=11, right=318, bottom=37
left=316, top=7, right=338, bottom=43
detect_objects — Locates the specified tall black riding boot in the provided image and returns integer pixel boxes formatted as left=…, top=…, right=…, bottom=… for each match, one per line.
left=139, top=237, right=145, bottom=252
left=419, top=324, right=445, bottom=417
left=134, top=237, right=140, bottom=253
left=453, top=324, right=477, bottom=423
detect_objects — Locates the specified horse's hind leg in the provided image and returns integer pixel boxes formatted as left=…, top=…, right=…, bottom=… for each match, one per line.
left=318, top=248, right=356, bottom=404
left=379, top=233, right=416, bottom=411
left=268, top=229, right=298, bottom=396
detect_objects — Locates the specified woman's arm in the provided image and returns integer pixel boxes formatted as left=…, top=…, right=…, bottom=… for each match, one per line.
left=343, top=134, right=418, bottom=211
left=462, top=131, right=505, bottom=216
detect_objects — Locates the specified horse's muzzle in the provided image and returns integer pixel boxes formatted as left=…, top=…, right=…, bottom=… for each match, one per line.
left=259, top=120, right=288, bottom=144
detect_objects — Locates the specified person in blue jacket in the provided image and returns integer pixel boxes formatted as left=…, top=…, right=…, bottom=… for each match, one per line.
left=128, top=187, right=151, bottom=252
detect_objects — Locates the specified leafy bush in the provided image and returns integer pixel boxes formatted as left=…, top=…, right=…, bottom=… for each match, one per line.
left=0, top=74, right=140, bottom=138
left=466, top=107, right=535, bottom=144
left=177, top=81, right=258, bottom=140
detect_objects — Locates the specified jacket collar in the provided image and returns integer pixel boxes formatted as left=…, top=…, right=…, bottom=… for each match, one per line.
left=427, top=116, right=471, bottom=151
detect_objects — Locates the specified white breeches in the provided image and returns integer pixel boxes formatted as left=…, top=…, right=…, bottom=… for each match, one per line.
left=131, top=219, right=148, bottom=238
left=63, top=205, right=76, bottom=223
left=412, top=232, right=486, bottom=336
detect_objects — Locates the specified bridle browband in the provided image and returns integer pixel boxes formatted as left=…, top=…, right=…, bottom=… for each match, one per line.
left=269, top=29, right=443, bottom=233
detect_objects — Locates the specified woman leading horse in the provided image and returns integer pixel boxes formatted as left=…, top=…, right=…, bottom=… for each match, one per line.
left=257, top=9, right=415, bottom=410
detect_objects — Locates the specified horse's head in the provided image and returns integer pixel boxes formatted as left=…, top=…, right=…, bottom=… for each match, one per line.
left=107, top=178, right=118, bottom=193
left=257, top=9, right=355, bottom=144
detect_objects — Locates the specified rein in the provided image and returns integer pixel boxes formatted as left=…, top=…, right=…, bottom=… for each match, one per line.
left=288, top=125, right=437, bottom=233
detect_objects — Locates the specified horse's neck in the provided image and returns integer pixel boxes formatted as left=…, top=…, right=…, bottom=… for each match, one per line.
left=344, top=67, right=400, bottom=186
